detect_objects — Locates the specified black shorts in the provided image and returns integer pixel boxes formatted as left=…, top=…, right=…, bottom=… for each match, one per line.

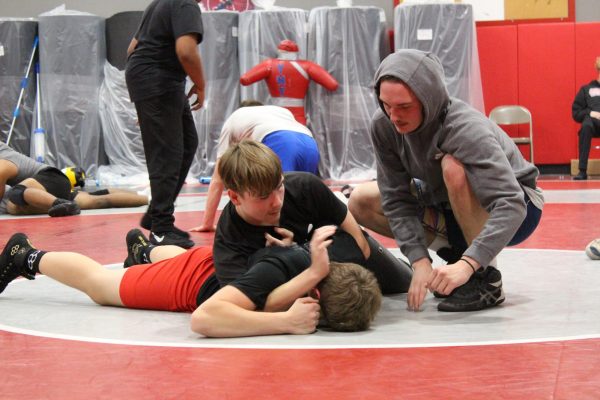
left=33, top=167, right=72, bottom=200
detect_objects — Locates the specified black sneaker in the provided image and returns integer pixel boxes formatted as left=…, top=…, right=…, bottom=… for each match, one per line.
left=140, top=209, right=190, bottom=239
left=573, top=171, right=588, bottom=180
left=123, top=229, right=152, bottom=268
left=437, top=266, right=505, bottom=312
left=150, top=231, right=194, bottom=249
left=0, top=233, right=36, bottom=294
left=48, top=198, right=81, bottom=217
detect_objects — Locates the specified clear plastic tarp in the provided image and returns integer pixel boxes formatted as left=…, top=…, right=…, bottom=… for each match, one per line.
left=0, top=18, right=37, bottom=155
left=238, top=8, right=308, bottom=104
left=394, top=2, right=484, bottom=112
left=190, top=10, right=240, bottom=178
left=38, top=8, right=106, bottom=177
left=99, top=61, right=146, bottom=172
left=307, top=6, right=389, bottom=180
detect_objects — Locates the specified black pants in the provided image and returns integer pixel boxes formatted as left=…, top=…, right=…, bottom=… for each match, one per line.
left=578, top=116, right=600, bottom=170
left=135, top=90, right=198, bottom=232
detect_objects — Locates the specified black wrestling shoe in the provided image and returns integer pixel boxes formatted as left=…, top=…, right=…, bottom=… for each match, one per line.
left=573, top=171, right=588, bottom=180
left=48, top=198, right=81, bottom=217
left=0, top=233, right=37, bottom=294
left=150, top=230, right=194, bottom=249
left=437, top=266, right=505, bottom=312
left=123, top=229, right=152, bottom=268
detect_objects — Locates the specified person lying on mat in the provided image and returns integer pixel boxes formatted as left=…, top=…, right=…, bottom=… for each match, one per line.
left=0, top=225, right=381, bottom=337
left=0, top=141, right=147, bottom=217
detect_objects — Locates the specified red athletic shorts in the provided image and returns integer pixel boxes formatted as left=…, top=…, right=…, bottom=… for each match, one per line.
left=119, top=247, right=215, bottom=312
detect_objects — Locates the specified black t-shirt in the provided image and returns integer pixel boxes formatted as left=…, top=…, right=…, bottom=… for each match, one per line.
left=213, top=172, right=348, bottom=286
left=229, top=245, right=311, bottom=310
left=125, top=0, right=203, bottom=102
left=197, top=230, right=367, bottom=308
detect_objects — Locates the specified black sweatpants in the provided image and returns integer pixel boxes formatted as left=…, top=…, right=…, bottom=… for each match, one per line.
left=578, top=116, right=600, bottom=170
left=135, top=90, right=198, bottom=232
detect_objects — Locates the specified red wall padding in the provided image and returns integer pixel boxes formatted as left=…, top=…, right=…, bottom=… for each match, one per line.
left=476, top=25, right=525, bottom=158
left=477, top=25, right=519, bottom=116
left=518, top=23, right=576, bottom=164
left=477, top=21, right=600, bottom=164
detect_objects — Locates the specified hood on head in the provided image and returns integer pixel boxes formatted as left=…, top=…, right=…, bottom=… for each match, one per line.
left=374, top=49, right=449, bottom=131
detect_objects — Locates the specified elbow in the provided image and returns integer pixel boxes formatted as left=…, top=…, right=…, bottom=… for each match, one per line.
left=190, top=309, right=209, bottom=337
left=190, top=304, right=218, bottom=337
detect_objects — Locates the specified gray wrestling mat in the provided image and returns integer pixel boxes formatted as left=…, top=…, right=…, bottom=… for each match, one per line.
left=1, top=248, right=599, bottom=348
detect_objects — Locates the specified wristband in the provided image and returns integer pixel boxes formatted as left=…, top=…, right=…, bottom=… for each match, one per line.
left=460, top=257, right=477, bottom=273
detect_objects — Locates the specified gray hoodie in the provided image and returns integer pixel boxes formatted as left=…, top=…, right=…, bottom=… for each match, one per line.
left=370, top=50, right=542, bottom=267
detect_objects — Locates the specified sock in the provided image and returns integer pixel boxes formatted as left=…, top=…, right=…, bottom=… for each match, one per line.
left=143, top=245, right=156, bottom=263
left=21, top=249, right=47, bottom=279
left=89, top=189, right=110, bottom=196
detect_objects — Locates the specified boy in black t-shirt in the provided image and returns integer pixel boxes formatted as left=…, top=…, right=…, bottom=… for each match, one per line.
left=126, top=0, right=205, bottom=248
left=212, top=141, right=413, bottom=294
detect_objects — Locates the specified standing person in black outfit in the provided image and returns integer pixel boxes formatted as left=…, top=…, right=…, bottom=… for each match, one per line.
left=126, top=0, right=205, bottom=248
left=212, top=140, right=414, bottom=296
left=572, top=57, right=600, bottom=180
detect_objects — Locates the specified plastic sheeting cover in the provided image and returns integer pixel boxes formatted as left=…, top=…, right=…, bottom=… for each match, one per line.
left=307, top=6, right=389, bottom=180
left=238, top=8, right=308, bottom=104
left=38, top=9, right=106, bottom=177
left=190, top=10, right=240, bottom=177
left=99, top=61, right=146, bottom=172
left=0, top=18, right=37, bottom=155
left=394, top=3, right=484, bottom=112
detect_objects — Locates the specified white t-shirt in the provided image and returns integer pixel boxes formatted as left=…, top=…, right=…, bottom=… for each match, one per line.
left=216, top=105, right=313, bottom=157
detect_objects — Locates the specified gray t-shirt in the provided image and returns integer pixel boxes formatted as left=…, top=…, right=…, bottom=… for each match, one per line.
left=0, top=142, right=47, bottom=213
left=0, top=142, right=46, bottom=185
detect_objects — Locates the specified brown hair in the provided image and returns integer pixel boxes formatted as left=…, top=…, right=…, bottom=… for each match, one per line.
left=318, top=262, right=382, bottom=332
left=218, top=140, right=282, bottom=197
left=239, top=99, right=264, bottom=107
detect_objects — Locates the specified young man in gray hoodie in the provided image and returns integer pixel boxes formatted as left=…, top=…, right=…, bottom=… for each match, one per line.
left=349, top=49, right=544, bottom=312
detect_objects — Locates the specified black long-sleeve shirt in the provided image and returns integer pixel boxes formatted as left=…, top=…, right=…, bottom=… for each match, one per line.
left=572, top=79, right=600, bottom=123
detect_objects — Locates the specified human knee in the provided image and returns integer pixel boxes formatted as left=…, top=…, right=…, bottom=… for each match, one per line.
left=7, top=184, right=28, bottom=206
left=348, top=184, right=378, bottom=222
left=441, top=154, right=468, bottom=192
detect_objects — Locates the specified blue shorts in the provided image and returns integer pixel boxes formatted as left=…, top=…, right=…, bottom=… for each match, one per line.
left=413, top=179, right=542, bottom=251
left=262, top=130, right=320, bottom=174
left=442, top=191, right=542, bottom=251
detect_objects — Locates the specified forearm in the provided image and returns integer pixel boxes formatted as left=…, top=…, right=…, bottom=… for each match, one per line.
left=191, top=299, right=289, bottom=337
left=176, top=35, right=205, bottom=89
left=201, top=169, right=224, bottom=226
left=264, top=268, right=323, bottom=312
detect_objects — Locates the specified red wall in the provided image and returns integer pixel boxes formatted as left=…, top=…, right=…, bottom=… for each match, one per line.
left=477, top=21, right=600, bottom=164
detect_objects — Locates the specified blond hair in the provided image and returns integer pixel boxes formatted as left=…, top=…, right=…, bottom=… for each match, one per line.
left=218, top=140, right=282, bottom=197
left=318, top=262, right=382, bottom=332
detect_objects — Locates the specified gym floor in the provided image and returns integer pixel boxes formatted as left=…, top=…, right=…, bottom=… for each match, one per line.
left=1, top=176, right=599, bottom=399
